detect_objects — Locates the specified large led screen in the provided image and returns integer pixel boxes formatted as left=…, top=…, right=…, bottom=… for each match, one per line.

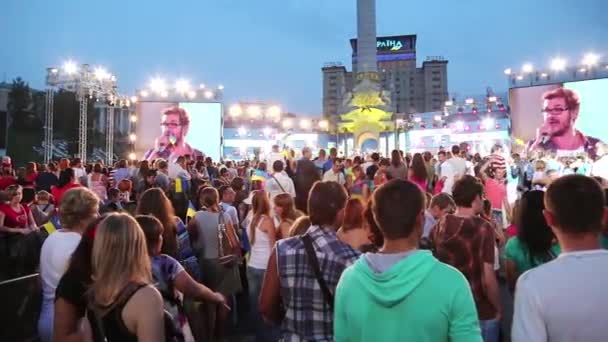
left=509, top=78, right=608, bottom=157
left=134, top=102, right=222, bottom=162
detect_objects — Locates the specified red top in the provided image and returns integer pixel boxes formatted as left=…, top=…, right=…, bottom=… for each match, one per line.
left=0, top=176, right=16, bottom=190
left=0, top=203, right=32, bottom=228
left=51, top=183, right=81, bottom=205
left=24, top=172, right=38, bottom=184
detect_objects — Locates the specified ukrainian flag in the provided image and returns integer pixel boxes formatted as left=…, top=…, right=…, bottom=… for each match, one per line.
left=175, top=176, right=190, bottom=194
left=42, top=215, right=61, bottom=234
left=250, top=169, right=269, bottom=182
left=186, top=201, right=196, bottom=219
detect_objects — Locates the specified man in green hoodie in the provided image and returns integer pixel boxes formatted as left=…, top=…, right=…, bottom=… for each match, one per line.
left=334, top=179, right=482, bottom=342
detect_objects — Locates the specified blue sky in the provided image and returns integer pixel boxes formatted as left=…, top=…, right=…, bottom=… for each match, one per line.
left=1, top=0, right=606, bottom=116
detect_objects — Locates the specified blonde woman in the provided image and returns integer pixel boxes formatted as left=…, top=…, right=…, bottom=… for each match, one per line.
left=0, top=184, right=37, bottom=234
left=38, top=187, right=99, bottom=342
left=247, top=190, right=277, bottom=341
left=273, top=193, right=299, bottom=239
left=88, top=213, right=165, bottom=342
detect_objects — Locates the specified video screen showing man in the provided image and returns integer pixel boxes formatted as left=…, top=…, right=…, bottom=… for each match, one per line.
left=143, top=106, right=203, bottom=162
left=528, top=88, right=603, bottom=158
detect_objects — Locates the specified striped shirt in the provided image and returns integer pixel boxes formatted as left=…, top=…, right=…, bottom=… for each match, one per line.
left=488, top=154, right=507, bottom=179
left=276, top=225, right=359, bottom=341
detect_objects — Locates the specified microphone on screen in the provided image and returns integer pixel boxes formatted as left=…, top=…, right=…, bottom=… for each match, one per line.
left=540, top=133, right=550, bottom=145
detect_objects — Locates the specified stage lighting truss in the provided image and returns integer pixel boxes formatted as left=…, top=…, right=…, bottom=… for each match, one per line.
left=45, top=63, right=120, bottom=164
left=504, top=53, right=608, bottom=87
left=137, top=78, right=224, bottom=103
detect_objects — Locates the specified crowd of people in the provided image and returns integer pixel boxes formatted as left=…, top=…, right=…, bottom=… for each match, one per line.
left=0, top=137, right=607, bottom=341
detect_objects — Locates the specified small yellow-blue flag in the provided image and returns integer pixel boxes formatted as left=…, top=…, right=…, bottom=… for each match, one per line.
left=186, top=201, right=196, bottom=219
left=43, top=215, right=61, bottom=234
left=175, top=178, right=183, bottom=193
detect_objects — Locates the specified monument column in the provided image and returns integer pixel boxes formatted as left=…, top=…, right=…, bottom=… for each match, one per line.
left=339, top=0, right=393, bottom=152
left=356, top=0, right=377, bottom=73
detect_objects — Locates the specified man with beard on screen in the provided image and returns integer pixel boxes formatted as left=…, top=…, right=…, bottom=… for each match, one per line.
left=528, top=88, right=602, bottom=158
left=144, top=106, right=204, bottom=162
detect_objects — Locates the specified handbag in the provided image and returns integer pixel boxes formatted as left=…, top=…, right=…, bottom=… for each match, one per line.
left=217, top=209, right=241, bottom=267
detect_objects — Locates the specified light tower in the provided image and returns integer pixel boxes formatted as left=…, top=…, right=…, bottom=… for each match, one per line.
left=45, top=62, right=118, bottom=163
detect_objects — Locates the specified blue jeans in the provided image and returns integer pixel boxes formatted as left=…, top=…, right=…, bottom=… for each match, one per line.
left=479, top=319, right=500, bottom=342
left=247, top=266, right=279, bottom=342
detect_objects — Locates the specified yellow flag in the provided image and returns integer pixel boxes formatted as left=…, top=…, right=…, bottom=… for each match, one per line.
left=175, top=178, right=183, bottom=193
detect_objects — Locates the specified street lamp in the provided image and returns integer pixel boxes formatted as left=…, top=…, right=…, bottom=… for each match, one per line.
left=299, top=119, right=311, bottom=129
left=522, top=63, right=534, bottom=74
left=229, top=105, right=243, bottom=117
left=263, top=127, right=272, bottom=136
left=551, top=57, right=566, bottom=72
left=582, top=53, right=600, bottom=68
left=175, top=79, right=191, bottom=94
left=266, top=105, right=281, bottom=118
left=149, top=77, right=166, bottom=94
left=318, top=119, right=329, bottom=130
left=63, top=60, right=78, bottom=74
left=282, top=119, right=293, bottom=129
left=238, top=126, right=247, bottom=136
left=247, top=105, right=261, bottom=118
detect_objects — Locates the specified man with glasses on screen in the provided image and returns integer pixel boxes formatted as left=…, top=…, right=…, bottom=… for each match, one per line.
left=144, top=106, right=203, bottom=162
left=528, top=88, right=602, bottom=158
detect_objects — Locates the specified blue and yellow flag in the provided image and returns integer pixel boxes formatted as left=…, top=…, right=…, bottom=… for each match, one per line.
left=186, top=201, right=196, bottom=219
left=251, top=169, right=269, bottom=182
left=175, top=178, right=183, bottom=193
left=42, top=215, right=61, bottom=234
left=175, top=176, right=190, bottom=194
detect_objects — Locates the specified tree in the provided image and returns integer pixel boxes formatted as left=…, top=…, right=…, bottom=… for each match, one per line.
left=7, top=77, right=35, bottom=130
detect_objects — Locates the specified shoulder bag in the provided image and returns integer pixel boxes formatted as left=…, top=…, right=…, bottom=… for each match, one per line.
left=302, top=234, right=334, bottom=309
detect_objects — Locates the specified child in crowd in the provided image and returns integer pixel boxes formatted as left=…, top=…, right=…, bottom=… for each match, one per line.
left=117, top=178, right=133, bottom=203
left=532, top=160, right=547, bottom=189
left=30, top=190, right=55, bottom=226
left=100, top=188, right=124, bottom=213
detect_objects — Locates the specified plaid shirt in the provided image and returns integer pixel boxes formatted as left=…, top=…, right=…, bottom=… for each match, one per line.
left=276, top=225, right=359, bottom=341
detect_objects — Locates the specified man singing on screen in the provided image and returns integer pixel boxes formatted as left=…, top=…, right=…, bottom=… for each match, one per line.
left=528, top=88, right=602, bottom=158
left=144, top=106, right=204, bottom=162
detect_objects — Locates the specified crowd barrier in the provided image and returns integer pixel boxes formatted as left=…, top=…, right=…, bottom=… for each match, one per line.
left=0, top=273, right=42, bottom=342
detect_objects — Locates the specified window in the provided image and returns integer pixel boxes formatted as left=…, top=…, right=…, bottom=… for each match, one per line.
left=432, top=77, right=441, bottom=81
left=432, top=71, right=440, bottom=75
left=329, top=75, right=337, bottom=80
left=432, top=85, right=441, bottom=89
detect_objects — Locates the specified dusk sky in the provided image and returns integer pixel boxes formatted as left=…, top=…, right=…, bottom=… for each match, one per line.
left=2, top=0, right=606, bottom=116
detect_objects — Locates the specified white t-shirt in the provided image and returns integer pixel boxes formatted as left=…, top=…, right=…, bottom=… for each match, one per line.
left=73, top=167, right=87, bottom=183
left=441, top=157, right=470, bottom=195
left=168, top=163, right=191, bottom=180
left=264, top=172, right=296, bottom=200
left=322, top=169, right=346, bottom=185
left=266, top=152, right=285, bottom=169
left=592, top=156, right=608, bottom=181
left=512, top=249, right=608, bottom=342
left=40, top=231, right=82, bottom=304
